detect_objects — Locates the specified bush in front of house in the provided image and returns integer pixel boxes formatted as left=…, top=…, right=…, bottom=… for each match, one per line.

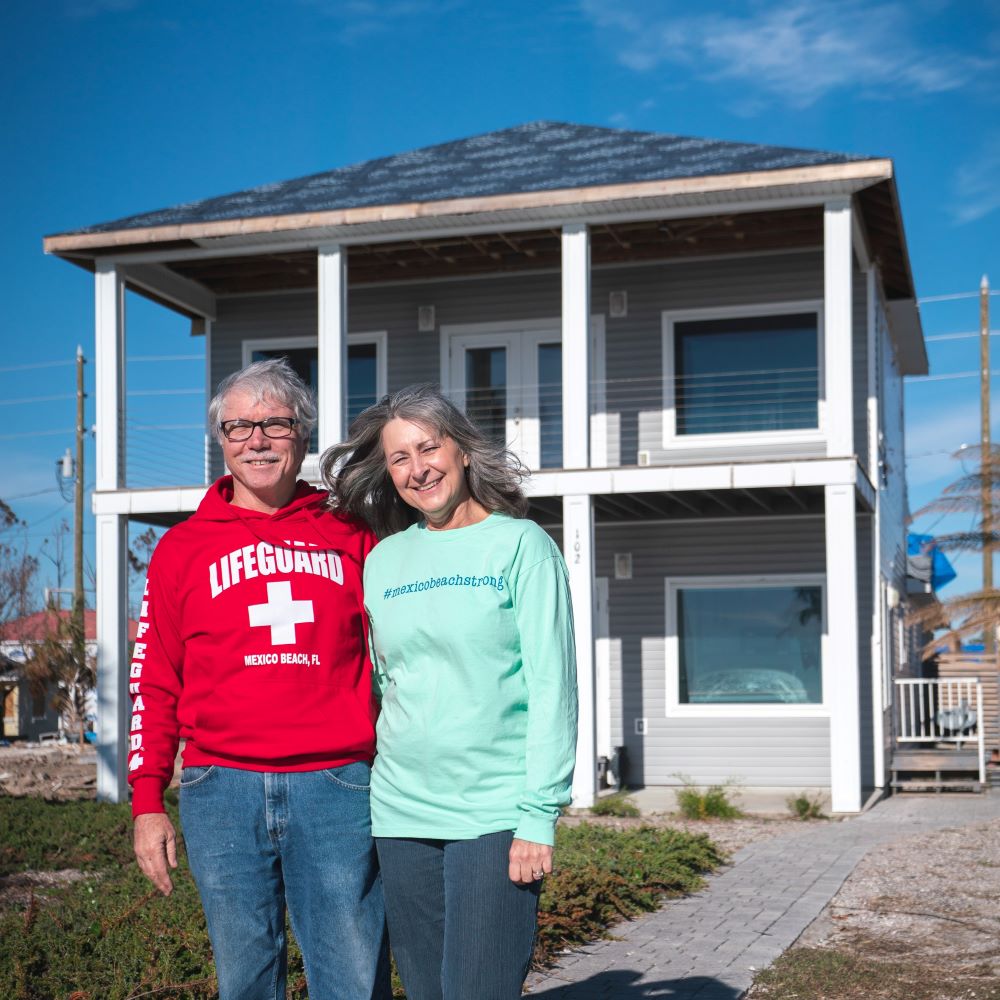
left=589, top=790, right=641, bottom=817
left=0, top=796, right=724, bottom=999
left=787, top=792, right=826, bottom=820
left=674, top=778, right=744, bottom=820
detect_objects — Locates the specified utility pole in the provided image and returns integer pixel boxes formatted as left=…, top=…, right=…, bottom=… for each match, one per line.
left=74, top=346, right=86, bottom=739
left=982, top=276, right=994, bottom=654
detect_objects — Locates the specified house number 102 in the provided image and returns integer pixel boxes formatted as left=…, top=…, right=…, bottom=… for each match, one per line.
left=573, top=529, right=582, bottom=565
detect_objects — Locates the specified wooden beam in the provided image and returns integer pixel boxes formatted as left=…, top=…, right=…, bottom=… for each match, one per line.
left=120, top=263, right=217, bottom=320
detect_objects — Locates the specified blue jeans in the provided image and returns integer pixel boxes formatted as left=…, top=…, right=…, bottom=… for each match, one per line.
left=180, top=762, right=391, bottom=1000
left=376, top=831, right=539, bottom=1000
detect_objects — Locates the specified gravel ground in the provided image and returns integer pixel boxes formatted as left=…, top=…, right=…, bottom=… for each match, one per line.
left=0, top=744, right=97, bottom=799
left=792, top=816, right=1000, bottom=977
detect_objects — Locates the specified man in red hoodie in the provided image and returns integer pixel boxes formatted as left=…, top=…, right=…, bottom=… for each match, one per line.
left=129, top=358, right=389, bottom=1000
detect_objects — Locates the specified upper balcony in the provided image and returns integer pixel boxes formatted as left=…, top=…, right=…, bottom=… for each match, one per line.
left=50, top=191, right=925, bottom=522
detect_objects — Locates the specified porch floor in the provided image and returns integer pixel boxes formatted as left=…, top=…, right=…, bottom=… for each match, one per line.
left=891, top=746, right=983, bottom=793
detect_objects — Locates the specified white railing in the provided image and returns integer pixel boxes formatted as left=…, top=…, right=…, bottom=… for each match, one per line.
left=895, top=677, right=986, bottom=783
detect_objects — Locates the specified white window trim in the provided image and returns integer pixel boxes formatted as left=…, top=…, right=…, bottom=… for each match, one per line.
left=439, top=316, right=607, bottom=469
left=664, top=572, right=829, bottom=719
left=661, top=300, right=825, bottom=451
left=241, top=332, right=388, bottom=454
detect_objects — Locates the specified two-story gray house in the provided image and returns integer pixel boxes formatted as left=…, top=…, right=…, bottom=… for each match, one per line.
left=45, top=121, right=927, bottom=813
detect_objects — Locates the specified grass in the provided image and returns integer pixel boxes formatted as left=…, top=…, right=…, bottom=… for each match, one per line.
left=589, top=790, right=640, bottom=817
left=786, top=792, right=826, bottom=820
left=749, top=943, right=1000, bottom=1000
left=674, top=780, right=743, bottom=820
left=0, top=795, right=724, bottom=999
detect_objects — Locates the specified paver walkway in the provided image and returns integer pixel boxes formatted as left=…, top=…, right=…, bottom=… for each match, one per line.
left=525, top=792, right=1000, bottom=998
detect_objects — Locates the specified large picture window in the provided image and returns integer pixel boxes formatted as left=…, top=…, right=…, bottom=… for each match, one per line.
left=662, top=302, right=822, bottom=444
left=242, top=334, right=387, bottom=452
left=666, top=575, right=826, bottom=714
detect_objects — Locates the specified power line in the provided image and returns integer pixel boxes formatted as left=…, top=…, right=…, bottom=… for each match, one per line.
left=0, top=393, right=75, bottom=407
left=3, top=487, right=62, bottom=501
left=127, top=388, right=203, bottom=397
left=925, top=330, right=1000, bottom=343
left=920, top=290, right=1000, bottom=303
left=0, top=359, right=76, bottom=374
left=128, top=354, right=203, bottom=362
left=0, top=427, right=75, bottom=441
left=129, top=423, right=204, bottom=431
left=909, top=369, right=1000, bottom=383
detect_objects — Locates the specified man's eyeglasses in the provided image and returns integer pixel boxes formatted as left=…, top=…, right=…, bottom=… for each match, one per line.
left=220, top=417, right=298, bottom=442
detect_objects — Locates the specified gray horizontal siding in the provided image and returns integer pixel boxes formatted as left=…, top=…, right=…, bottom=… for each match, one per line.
left=594, top=515, right=831, bottom=788
left=209, top=249, right=842, bottom=474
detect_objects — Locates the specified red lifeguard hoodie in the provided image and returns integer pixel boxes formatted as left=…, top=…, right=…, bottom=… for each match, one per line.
left=128, top=476, right=378, bottom=817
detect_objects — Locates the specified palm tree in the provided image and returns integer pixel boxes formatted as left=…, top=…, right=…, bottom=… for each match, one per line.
left=909, top=444, right=1000, bottom=651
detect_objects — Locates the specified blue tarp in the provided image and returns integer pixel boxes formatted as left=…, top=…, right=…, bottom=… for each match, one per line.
left=907, top=533, right=958, bottom=591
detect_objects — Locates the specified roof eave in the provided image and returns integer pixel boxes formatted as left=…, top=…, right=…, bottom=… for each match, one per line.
left=888, top=298, right=929, bottom=376
left=44, top=160, right=893, bottom=257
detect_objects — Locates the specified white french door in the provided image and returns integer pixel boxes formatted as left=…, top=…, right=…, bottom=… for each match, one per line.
left=448, top=327, right=562, bottom=469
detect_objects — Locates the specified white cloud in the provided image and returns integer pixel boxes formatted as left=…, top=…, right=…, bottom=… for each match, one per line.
left=953, top=139, right=1000, bottom=224
left=298, top=0, right=466, bottom=43
left=579, top=0, right=993, bottom=110
left=63, top=0, right=142, bottom=17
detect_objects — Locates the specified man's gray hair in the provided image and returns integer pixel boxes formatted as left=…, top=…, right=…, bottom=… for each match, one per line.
left=208, top=357, right=317, bottom=444
left=320, top=383, right=528, bottom=538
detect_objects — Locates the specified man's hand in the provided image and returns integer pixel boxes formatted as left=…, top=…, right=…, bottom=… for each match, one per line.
left=509, top=837, right=553, bottom=885
left=133, top=812, right=178, bottom=895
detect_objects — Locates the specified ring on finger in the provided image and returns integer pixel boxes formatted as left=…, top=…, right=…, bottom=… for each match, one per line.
left=532, top=869, right=545, bottom=879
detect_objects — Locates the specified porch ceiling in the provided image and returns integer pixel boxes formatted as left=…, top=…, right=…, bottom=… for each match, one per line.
left=156, top=207, right=825, bottom=295
left=528, top=485, right=825, bottom=524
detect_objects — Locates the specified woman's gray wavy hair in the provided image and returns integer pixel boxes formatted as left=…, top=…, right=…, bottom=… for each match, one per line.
left=320, top=383, right=529, bottom=538
left=208, top=357, right=317, bottom=445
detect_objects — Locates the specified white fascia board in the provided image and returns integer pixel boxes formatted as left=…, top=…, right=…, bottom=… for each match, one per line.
left=119, top=263, right=217, bottom=320
left=732, top=464, right=795, bottom=489
left=92, top=486, right=208, bottom=516
left=92, top=458, right=870, bottom=511
left=62, top=178, right=880, bottom=265
left=524, top=458, right=864, bottom=497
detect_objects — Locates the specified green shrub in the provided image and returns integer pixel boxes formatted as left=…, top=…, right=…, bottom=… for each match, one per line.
left=0, top=797, right=724, bottom=996
left=674, top=781, right=743, bottom=820
left=536, top=823, right=724, bottom=964
left=589, top=790, right=640, bottom=817
left=787, top=792, right=826, bottom=820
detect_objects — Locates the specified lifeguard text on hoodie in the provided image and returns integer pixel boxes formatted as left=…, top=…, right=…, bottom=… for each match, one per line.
left=127, top=477, right=378, bottom=817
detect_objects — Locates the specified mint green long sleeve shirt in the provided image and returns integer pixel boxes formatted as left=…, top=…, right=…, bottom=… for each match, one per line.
left=363, top=513, right=578, bottom=846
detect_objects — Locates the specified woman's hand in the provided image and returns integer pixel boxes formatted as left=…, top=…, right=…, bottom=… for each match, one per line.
left=508, top=837, right=553, bottom=885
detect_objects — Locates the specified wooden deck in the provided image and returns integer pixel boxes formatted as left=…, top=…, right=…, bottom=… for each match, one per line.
left=890, top=747, right=984, bottom=793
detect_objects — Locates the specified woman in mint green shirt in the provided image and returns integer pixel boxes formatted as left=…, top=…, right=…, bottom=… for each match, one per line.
left=321, top=384, right=578, bottom=1000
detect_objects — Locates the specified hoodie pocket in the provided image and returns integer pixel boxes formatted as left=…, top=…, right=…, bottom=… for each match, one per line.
left=194, top=677, right=376, bottom=763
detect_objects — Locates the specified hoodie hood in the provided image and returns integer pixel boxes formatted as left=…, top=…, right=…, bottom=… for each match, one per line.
left=194, top=476, right=368, bottom=553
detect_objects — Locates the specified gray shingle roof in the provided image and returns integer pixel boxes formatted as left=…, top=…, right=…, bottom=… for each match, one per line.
left=66, top=121, right=874, bottom=236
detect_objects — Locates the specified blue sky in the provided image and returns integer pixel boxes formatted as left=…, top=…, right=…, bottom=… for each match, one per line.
left=1, top=0, right=999, bottom=604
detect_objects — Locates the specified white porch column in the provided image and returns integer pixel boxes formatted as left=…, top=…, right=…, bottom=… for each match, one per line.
left=94, top=262, right=129, bottom=803
left=317, top=244, right=348, bottom=451
left=865, top=267, right=886, bottom=789
left=561, top=224, right=591, bottom=469
left=564, top=494, right=597, bottom=807
left=203, top=318, right=214, bottom=484
left=824, top=199, right=854, bottom=458
left=826, top=483, right=862, bottom=812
